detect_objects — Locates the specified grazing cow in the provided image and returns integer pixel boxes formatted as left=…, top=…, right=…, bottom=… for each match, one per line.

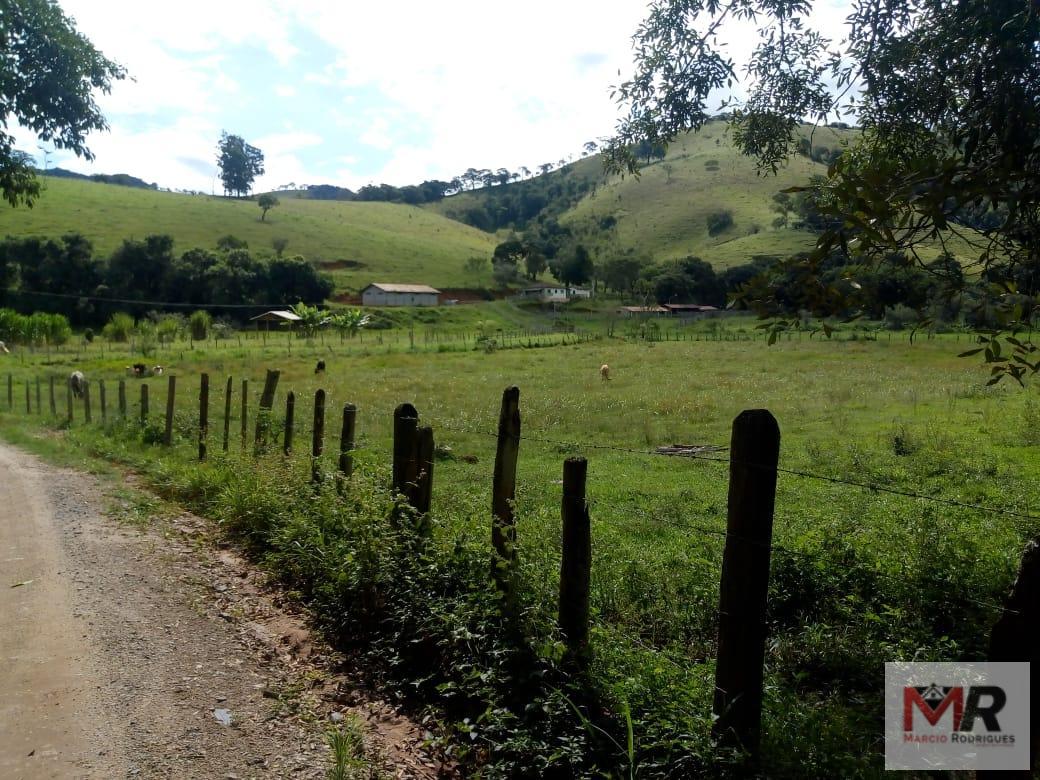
left=131, top=363, right=147, bottom=377
left=600, top=364, right=611, bottom=381
left=315, top=360, right=326, bottom=375
left=152, top=365, right=164, bottom=376
left=0, top=341, right=9, bottom=354
left=69, top=371, right=86, bottom=399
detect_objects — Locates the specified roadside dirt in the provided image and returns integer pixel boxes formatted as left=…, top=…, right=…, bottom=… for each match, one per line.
left=0, top=442, right=446, bottom=779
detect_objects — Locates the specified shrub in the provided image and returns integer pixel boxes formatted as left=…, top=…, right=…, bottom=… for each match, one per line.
left=189, top=310, right=212, bottom=341
left=103, top=312, right=135, bottom=342
left=84, top=328, right=94, bottom=343
left=706, top=210, right=733, bottom=236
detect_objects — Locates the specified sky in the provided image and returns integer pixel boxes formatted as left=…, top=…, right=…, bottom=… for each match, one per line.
left=14, top=0, right=852, bottom=194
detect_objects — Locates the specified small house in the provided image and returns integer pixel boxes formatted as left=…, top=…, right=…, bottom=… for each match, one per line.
left=519, top=284, right=592, bottom=303
left=361, top=283, right=440, bottom=307
left=617, top=306, right=668, bottom=317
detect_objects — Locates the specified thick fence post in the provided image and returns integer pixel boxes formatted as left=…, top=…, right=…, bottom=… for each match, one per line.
left=311, top=389, right=326, bottom=483
left=35, top=377, right=41, bottom=415
left=99, top=380, right=107, bottom=422
left=118, top=379, right=126, bottom=418
left=985, top=539, right=1040, bottom=774
left=163, top=375, right=176, bottom=446
left=140, top=383, right=149, bottom=425
left=712, top=409, right=780, bottom=760
left=24, top=380, right=30, bottom=414
left=491, top=387, right=521, bottom=587
left=83, top=380, right=91, bottom=423
left=413, top=425, right=434, bottom=535
left=7, top=373, right=11, bottom=410
left=253, top=369, right=280, bottom=455
left=198, top=373, right=209, bottom=461
left=283, top=391, right=295, bottom=456
left=338, top=403, right=357, bottom=481
left=240, top=378, right=248, bottom=450
left=392, top=403, right=419, bottom=502
left=559, top=457, right=591, bottom=666
left=49, top=376, right=56, bottom=416
left=222, top=376, right=232, bottom=452
left=66, top=377, right=73, bottom=423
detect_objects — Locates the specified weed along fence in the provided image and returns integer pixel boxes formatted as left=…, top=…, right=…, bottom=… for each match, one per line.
left=5, top=369, right=1040, bottom=772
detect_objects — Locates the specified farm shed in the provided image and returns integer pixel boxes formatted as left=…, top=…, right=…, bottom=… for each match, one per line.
left=519, top=285, right=592, bottom=303
left=661, top=303, right=719, bottom=318
left=361, top=283, right=440, bottom=307
left=250, top=310, right=302, bottom=327
left=617, top=306, right=668, bottom=317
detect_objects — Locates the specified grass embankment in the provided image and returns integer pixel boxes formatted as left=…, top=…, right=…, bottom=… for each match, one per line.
left=2, top=330, right=1037, bottom=776
left=0, top=177, right=497, bottom=292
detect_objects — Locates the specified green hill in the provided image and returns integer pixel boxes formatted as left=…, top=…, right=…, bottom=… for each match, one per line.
left=0, top=177, right=497, bottom=292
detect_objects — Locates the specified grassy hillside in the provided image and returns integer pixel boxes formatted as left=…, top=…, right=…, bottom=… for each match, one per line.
left=0, top=177, right=497, bottom=292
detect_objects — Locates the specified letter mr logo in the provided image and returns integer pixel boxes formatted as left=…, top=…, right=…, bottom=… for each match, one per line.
left=903, top=683, right=1006, bottom=732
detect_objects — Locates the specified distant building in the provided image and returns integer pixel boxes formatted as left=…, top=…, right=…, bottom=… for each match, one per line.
left=250, top=310, right=303, bottom=327
left=361, top=283, right=440, bottom=307
left=617, top=306, right=668, bottom=317
left=661, top=303, right=719, bottom=317
left=519, top=284, right=592, bottom=303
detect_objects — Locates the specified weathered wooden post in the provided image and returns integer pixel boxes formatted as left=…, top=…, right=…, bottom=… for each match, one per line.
left=984, top=539, right=1040, bottom=775
left=25, top=379, right=30, bottom=414
left=35, top=377, right=41, bottom=415
left=140, top=383, right=149, bottom=425
left=413, top=425, right=434, bottom=535
left=338, top=403, right=357, bottom=480
left=83, top=380, right=92, bottom=423
left=391, top=403, right=419, bottom=501
left=253, top=369, right=280, bottom=455
left=163, top=375, right=176, bottom=446
left=66, top=377, right=74, bottom=423
left=118, top=379, right=126, bottom=418
left=311, top=389, right=326, bottom=483
left=7, top=373, right=11, bottom=410
left=491, top=387, right=521, bottom=587
left=559, top=457, right=591, bottom=666
left=711, top=409, right=780, bottom=761
left=222, top=376, right=232, bottom=452
left=49, top=376, right=56, bottom=416
left=240, top=378, right=248, bottom=450
left=99, top=379, right=107, bottom=422
left=283, top=391, right=295, bottom=456
left=198, top=372, right=209, bottom=461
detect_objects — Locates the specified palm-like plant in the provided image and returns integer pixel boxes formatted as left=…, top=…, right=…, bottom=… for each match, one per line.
left=328, top=309, right=371, bottom=339
left=289, top=301, right=328, bottom=338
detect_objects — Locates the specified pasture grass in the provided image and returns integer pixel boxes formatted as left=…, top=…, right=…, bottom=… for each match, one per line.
left=1, top=327, right=1036, bottom=776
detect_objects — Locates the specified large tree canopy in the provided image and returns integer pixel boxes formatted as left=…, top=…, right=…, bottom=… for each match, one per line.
left=217, top=132, right=264, bottom=197
left=0, top=0, right=125, bottom=207
left=609, top=0, right=1040, bottom=381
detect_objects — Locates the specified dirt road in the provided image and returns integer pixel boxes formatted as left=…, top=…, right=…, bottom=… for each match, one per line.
left=0, top=442, right=439, bottom=779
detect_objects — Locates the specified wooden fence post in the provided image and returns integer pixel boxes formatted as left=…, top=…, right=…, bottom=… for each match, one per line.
left=66, top=377, right=73, bottom=423
left=240, top=378, right=248, bottom=450
left=711, top=409, right=780, bottom=760
left=49, top=376, right=56, bottom=416
left=163, top=375, right=176, bottom=446
left=392, top=403, right=419, bottom=502
left=222, top=376, right=232, bottom=452
left=491, top=387, right=521, bottom=587
left=283, top=391, right=295, bottom=456
left=25, top=379, right=30, bottom=414
left=413, top=425, right=434, bottom=535
left=311, top=389, right=326, bottom=483
left=99, top=380, right=107, bottom=422
left=198, top=373, right=209, bottom=461
left=985, top=539, right=1040, bottom=774
left=35, top=377, right=41, bottom=415
left=559, top=456, right=591, bottom=666
left=140, top=383, right=149, bottom=425
left=253, top=369, right=281, bottom=455
left=83, top=380, right=91, bottom=423
left=7, top=373, right=11, bottom=410
left=338, top=402, right=357, bottom=481
left=118, top=379, right=126, bottom=418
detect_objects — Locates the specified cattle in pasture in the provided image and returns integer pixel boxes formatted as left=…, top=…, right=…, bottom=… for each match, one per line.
left=0, top=341, right=8, bottom=354
left=315, top=360, right=326, bottom=375
left=69, top=371, right=86, bottom=399
left=600, top=364, right=611, bottom=381
left=152, top=365, right=164, bottom=376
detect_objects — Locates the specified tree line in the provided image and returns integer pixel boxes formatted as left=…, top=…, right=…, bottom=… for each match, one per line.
left=0, top=233, right=333, bottom=326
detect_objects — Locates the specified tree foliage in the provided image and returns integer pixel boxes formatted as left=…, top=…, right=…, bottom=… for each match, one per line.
left=217, top=132, right=264, bottom=197
left=609, top=0, right=1040, bottom=381
left=257, top=193, right=279, bottom=221
left=0, top=0, right=126, bottom=207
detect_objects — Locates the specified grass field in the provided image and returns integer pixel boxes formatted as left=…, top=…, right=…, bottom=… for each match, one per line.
left=0, top=320, right=1034, bottom=776
left=0, top=177, right=497, bottom=292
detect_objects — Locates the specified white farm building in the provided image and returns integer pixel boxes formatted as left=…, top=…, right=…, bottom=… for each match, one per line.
left=361, top=283, right=441, bottom=307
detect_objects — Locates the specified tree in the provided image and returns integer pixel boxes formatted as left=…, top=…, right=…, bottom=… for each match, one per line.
left=608, top=0, right=1040, bottom=381
left=328, top=309, right=371, bottom=339
left=550, top=245, right=594, bottom=289
left=272, top=237, right=289, bottom=257
left=216, top=132, right=264, bottom=197
left=257, top=193, right=279, bottom=221
left=1, top=0, right=126, bottom=207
